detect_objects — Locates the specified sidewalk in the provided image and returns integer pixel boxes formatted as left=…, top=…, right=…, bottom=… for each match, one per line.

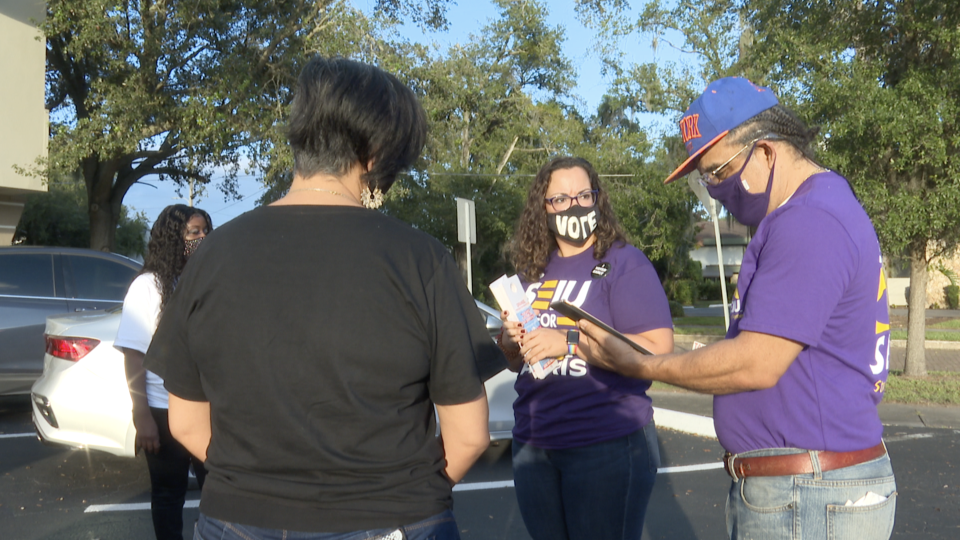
left=650, top=390, right=960, bottom=433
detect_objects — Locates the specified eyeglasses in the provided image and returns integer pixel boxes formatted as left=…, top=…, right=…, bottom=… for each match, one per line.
left=544, top=190, right=599, bottom=212
left=699, top=138, right=763, bottom=187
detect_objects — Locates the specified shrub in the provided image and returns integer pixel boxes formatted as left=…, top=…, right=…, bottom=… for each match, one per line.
left=669, top=300, right=685, bottom=318
left=946, top=285, right=959, bottom=310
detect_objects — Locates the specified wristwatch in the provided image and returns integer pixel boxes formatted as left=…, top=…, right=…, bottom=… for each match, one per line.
left=566, top=330, right=579, bottom=357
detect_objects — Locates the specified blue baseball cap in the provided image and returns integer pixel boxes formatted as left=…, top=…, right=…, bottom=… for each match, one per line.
left=664, top=77, right=780, bottom=184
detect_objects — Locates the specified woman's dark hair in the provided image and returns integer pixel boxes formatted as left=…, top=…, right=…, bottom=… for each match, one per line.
left=730, top=104, right=821, bottom=163
left=141, top=204, right=212, bottom=310
left=508, top=157, right=626, bottom=282
left=287, top=56, right=428, bottom=194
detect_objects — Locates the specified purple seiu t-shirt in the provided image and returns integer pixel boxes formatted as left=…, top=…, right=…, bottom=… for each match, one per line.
left=714, top=172, right=891, bottom=454
left=512, top=244, right=673, bottom=449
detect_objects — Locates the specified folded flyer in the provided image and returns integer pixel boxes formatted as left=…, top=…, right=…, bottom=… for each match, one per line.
left=489, top=274, right=560, bottom=379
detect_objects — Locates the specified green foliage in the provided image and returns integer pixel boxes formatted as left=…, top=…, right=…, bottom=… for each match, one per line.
left=668, top=300, right=685, bottom=318
left=14, top=177, right=148, bottom=258
left=939, top=264, right=959, bottom=287
left=42, top=0, right=449, bottom=251
left=945, top=286, right=960, bottom=310
left=743, top=0, right=960, bottom=374
left=370, top=0, right=698, bottom=296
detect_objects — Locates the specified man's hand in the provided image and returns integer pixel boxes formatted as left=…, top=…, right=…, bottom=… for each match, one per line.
left=580, top=319, right=803, bottom=394
left=132, top=409, right=161, bottom=455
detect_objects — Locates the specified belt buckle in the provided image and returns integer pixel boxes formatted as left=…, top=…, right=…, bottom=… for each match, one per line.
left=725, top=453, right=740, bottom=482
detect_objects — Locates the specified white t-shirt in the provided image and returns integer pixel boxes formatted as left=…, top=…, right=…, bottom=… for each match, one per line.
left=114, top=273, right=169, bottom=408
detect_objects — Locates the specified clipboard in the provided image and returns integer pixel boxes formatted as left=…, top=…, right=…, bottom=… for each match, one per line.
left=550, top=300, right=654, bottom=356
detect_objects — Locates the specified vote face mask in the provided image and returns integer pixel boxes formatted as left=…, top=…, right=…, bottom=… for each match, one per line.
left=547, top=206, right=598, bottom=246
left=705, top=145, right=776, bottom=228
left=184, top=236, right=204, bottom=258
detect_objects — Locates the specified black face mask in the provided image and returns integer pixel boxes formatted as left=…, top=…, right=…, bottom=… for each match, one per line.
left=547, top=206, right=598, bottom=246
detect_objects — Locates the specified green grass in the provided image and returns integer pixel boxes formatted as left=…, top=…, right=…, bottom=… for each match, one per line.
left=651, top=373, right=960, bottom=406
left=674, top=326, right=727, bottom=336
left=929, top=319, right=960, bottom=329
left=673, top=316, right=726, bottom=326
left=883, top=371, right=960, bottom=405
left=890, top=330, right=960, bottom=341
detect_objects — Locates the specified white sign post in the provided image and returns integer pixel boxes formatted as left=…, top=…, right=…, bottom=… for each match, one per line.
left=456, top=198, right=477, bottom=293
left=687, top=174, right=730, bottom=331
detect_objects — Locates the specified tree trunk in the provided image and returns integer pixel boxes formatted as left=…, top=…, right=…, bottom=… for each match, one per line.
left=904, top=246, right=928, bottom=376
left=84, top=157, right=122, bottom=252
left=460, top=111, right=471, bottom=168
left=88, top=191, right=121, bottom=252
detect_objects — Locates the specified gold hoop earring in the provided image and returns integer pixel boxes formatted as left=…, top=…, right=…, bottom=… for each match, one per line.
left=361, top=187, right=384, bottom=209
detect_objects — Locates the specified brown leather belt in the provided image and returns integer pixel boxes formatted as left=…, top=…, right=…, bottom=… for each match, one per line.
left=723, top=442, right=887, bottom=481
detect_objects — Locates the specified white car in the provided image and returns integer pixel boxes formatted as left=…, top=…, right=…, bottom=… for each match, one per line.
left=32, top=301, right=517, bottom=457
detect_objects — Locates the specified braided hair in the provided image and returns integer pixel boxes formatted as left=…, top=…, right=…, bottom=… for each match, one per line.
left=729, top=104, right=821, bottom=164
left=141, top=204, right=213, bottom=311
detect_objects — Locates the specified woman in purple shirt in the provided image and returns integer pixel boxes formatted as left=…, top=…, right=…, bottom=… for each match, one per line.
left=498, top=156, right=674, bottom=540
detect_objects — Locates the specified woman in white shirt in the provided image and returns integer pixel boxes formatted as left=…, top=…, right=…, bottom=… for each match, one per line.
left=115, top=204, right=212, bottom=540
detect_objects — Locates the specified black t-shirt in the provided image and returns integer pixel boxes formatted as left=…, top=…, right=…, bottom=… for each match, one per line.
left=144, top=205, right=505, bottom=532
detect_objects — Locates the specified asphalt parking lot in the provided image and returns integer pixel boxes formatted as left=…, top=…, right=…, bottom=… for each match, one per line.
left=2, top=393, right=959, bottom=539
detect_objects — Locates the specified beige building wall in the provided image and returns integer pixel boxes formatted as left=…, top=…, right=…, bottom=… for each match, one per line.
left=926, top=249, right=960, bottom=309
left=0, top=0, right=48, bottom=244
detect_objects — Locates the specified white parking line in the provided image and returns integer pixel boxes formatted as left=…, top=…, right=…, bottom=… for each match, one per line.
left=84, top=461, right=728, bottom=511
left=79, top=407, right=725, bottom=512
left=653, top=407, right=717, bottom=439
left=0, top=433, right=34, bottom=439
left=659, top=462, right=725, bottom=474
left=454, top=480, right=515, bottom=492
left=884, top=432, right=936, bottom=443
left=87, top=500, right=200, bottom=513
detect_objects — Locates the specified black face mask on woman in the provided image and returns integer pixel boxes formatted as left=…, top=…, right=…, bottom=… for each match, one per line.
left=547, top=206, right=598, bottom=246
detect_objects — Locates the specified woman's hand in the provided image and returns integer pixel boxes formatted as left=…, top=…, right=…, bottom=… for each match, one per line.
left=498, top=311, right=525, bottom=371
left=520, top=327, right=568, bottom=365
left=132, top=409, right=161, bottom=455
left=499, top=311, right=525, bottom=350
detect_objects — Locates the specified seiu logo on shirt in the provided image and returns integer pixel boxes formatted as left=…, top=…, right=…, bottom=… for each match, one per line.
left=520, top=280, right=592, bottom=379
left=526, top=280, right=592, bottom=329
left=519, top=357, right=587, bottom=378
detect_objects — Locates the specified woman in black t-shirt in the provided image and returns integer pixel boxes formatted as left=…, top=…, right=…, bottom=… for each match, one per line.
left=142, top=57, right=503, bottom=540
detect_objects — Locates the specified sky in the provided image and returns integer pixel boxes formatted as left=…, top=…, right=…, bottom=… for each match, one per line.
left=122, top=0, right=670, bottom=228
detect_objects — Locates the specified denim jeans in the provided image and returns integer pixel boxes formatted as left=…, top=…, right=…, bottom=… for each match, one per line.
left=193, top=510, right=459, bottom=540
left=725, top=446, right=897, bottom=540
left=146, top=407, right=208, bottom=540
left=512, top=423, right=660, bottom=540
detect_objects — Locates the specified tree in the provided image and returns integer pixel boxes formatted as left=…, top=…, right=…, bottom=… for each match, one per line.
left=575, top=0, right=736, bottom=294
left=39, top=0, right=449, bottom=253
left=744, top=0, right=960, bottom=376
left=14, top=174, right=148, bottom=258
left=383, top=0, right=584, bottom=296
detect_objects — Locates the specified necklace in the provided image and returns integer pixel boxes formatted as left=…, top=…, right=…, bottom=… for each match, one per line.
left=287, top=187, right=358, bottom=203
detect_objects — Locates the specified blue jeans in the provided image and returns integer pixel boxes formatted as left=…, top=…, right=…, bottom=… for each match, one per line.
left=725, top=446, right=897, bottom=540
left=512, top=423, right=660, bottom=540
left=193, top=510, right=459, bottom=540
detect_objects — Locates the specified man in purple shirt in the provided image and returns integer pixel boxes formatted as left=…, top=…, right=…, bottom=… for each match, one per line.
left=579, top=77, right=896, bottom=540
